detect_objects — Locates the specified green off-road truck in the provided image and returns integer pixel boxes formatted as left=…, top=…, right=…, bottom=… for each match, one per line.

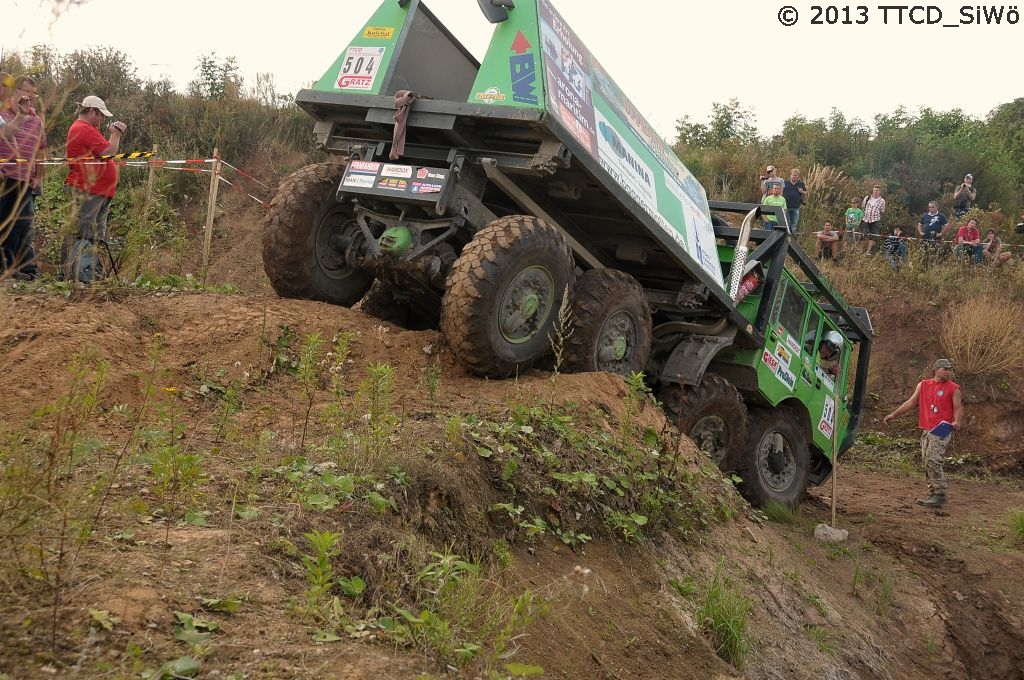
left=262, top=0, right=874, bottom=508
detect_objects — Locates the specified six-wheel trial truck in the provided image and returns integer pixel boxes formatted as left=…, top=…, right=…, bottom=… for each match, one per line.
left=261, top=0, right=874, bottom=508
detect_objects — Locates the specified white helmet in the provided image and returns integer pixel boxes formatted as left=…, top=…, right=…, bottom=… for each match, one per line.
left=823, top=330, right=844, bottom=354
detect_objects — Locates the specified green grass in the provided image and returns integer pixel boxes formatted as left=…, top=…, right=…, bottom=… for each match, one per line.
left=1009, top=508, right=1024, bottom=544
left=696, top=561, right=750, bottom=669
left=761, top=500, right=803, bottom=525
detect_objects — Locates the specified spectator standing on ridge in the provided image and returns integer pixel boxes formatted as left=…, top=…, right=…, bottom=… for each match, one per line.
left=0, top=73, right=30, bottom=142
left=884, top=359, right=962, bottom=508
left=0, top=76, right=46, bottom=280
left=954, top=217, right=983, bottom=264
left=782, top=168, right=807, bottom=234
left=860, top=186, right=886, bottom=253
left=842, top=197, right=863, bottom=254
left=64, top=95, right=127, bottom=279
left=953, top=173, right=976, bottom=219
left=760, top=164, right=782, bottom=197
left=917, top=200, right=949, bottom=268
left=761, top=182, right=787, bottom=229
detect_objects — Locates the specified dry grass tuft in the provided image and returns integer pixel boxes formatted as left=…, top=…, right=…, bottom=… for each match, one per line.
left=939, top=297, right=1024, bottom=378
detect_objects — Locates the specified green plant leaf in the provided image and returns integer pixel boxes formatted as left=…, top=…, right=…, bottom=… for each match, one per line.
left=313, top=629, right=342, bottom=642
left=89, top=608, right=122, bottom=631
left=504, top=662, right=545, bottom=676
left=233, top=505, right=261, bottom=521
left=303, top=493, right=339, bottom=511
left=142, top=655, right=203, bottom=680
left=366, top=491, right=396, bottom=513
left=200, top=597, right=242, bottom=613
left=183, top=508, right=210, bottom=526
left=337, top=575, right=366, bottom=598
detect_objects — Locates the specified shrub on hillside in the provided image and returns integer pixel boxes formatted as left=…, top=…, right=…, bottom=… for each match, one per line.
left=939, top=297, right=1024, bottom=378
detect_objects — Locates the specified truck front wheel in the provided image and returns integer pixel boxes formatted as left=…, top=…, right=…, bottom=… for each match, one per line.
left=738, top=407, right=810, bottom=509
left=564, top=269, right=652, bottom=375
left=263, top=162, right=373, bottom=306
left=441, top=215, right=574, bottom=378
left=660, top=374, right=747, bottom=470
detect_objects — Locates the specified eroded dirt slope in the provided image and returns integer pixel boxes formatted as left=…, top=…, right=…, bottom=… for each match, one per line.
left=0, top=202, right=1022, bottom=679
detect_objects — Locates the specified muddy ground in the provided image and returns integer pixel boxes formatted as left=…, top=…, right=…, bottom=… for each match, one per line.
left=0, top=199, right=1022, bottom=679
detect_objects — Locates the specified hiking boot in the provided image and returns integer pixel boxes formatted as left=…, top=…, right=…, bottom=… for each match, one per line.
left=915, top=493, right=947, bottom=507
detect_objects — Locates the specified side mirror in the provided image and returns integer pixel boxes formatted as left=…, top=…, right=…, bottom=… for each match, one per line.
left=477, top=0, right=515, bottom=23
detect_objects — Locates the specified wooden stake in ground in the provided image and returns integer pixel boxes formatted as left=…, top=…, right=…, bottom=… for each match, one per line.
left=831, top=423, right=839, bottom=528
left=144, top=144, right=158, bottom=211
left=201, top=148, right=221, bottom=282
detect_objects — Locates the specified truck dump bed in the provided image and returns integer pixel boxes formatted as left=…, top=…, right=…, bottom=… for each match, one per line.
left=296, top=0, right=730, bottom=317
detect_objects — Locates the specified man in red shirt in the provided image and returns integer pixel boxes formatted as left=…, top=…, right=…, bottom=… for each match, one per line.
left=63, top=95, right=126, bottom=278
left=883, top=359, right=963, bottom=507
left=954, top=217, right=983, bottom=264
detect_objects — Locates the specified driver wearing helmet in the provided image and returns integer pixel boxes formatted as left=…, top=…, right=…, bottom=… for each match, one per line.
left=817, top=330, right=843, bottom=377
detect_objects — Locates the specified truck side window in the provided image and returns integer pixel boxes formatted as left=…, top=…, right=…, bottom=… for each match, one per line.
left=804, top=310, right=822, bottom=354
left=776, top=280, right=807, bottom=340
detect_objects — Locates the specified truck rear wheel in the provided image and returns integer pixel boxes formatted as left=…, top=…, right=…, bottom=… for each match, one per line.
left=659, top=374, right=747, bottom=470
left=738, top=407, right=810, bottom=509
left=441, top=215, right=574, bottom=378
left=564, top=269, right=651, bottom=375
left=263, top=162, right=372, bottom=306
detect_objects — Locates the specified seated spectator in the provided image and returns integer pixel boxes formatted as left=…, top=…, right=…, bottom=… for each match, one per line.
left=981, top=229, right=1013, bottom=266
left=882, top=226, right=908, bottom=269
left=954, top=217, right=983, bottom=264
left=814, top=221, right=840, bottom=261
left=761, top=181, right=788, bottom=229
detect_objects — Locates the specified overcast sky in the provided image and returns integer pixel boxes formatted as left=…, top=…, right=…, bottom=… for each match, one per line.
left=5, top=0, right=1021, bottom=140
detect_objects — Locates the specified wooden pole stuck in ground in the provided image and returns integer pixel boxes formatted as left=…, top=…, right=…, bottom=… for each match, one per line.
left=831, top=427, right=839, bottom=528
left=144, top=144, right=158, bottom=211
left=201, top=148, right=221, bottom=282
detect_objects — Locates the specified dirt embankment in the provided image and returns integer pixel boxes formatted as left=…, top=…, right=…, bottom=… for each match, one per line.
left=0, top=201, right=1022, bottom=680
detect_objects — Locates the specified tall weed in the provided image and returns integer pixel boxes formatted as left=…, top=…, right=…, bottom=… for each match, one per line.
left=939, top=297, right=1024, bottom=378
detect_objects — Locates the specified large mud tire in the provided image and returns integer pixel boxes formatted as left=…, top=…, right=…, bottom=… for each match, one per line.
left=441, top=215, right=574, bottom=378
left=738, top=406, right=810, bottom=509
left=564, top=269, right=652, bottom=376
left=660, top=374, right=747, bottom=470
left=262, top=162, right=372, bottom=305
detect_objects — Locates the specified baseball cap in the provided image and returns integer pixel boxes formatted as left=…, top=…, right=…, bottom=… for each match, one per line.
left=964, top=173, right=973, bottom=179
left=766, top=165, right=775, bottom=172
left=934, top=359, right=953, bottom=369
left=80, top=95, right=113, bottom=117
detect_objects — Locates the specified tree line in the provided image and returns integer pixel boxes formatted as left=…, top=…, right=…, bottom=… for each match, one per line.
left=673, top=99, right=1024, bottom=240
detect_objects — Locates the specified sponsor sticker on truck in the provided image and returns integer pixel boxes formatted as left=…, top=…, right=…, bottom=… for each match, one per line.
left=818, top=395, right=836, bottom=438
left=336, top=46, right=386, bottom=91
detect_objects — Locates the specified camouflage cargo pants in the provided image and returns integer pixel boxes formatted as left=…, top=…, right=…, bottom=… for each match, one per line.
left=920, top=431, right=951, bottom=494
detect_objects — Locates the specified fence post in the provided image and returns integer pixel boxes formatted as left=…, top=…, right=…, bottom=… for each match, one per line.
left=201, top=148, right=221, bottom=282
left=144, top=144, right=158, bottom=211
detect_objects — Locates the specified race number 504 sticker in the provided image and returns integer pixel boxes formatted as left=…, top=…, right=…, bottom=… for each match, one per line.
left=337, top=46, right=385, bottom=91
left=818, top=395, right=836, bottom=439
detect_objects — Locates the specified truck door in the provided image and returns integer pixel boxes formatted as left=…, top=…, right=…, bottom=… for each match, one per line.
left=761, top=277, right=848, bottom=457
left=802, top=312, right=848, bottom=458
